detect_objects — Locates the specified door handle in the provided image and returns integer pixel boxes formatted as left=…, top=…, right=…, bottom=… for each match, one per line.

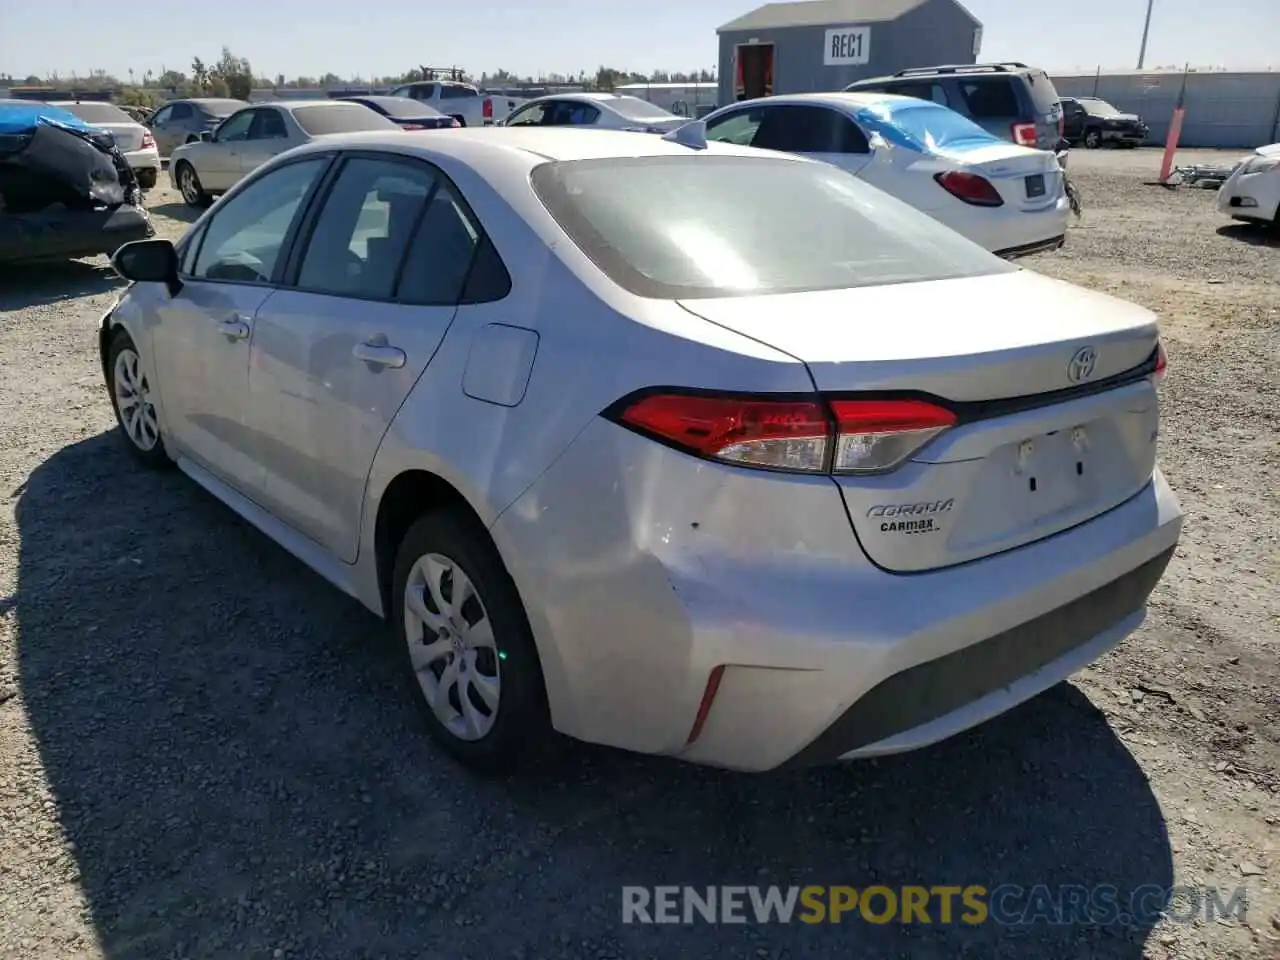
left=217, top=317, right=250, bottom=340
left=353, top=339, right=406, bottom=369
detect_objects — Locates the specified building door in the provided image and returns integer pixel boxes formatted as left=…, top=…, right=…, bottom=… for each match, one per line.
left=735, top=44, right=775, bottom=101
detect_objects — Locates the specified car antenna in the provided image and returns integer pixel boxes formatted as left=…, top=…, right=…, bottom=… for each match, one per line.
left=662, top=119, right=707, bottom=150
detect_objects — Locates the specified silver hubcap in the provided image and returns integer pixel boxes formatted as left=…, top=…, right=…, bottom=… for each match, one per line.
left=179, top=167, right=198, bottom=202
left=113, top=348, right=159, bottom=451
left=404, top=553, right=501, bottom=741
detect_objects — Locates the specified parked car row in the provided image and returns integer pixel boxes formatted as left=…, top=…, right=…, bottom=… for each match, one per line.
left=100, top=124, right=1182, bottom=775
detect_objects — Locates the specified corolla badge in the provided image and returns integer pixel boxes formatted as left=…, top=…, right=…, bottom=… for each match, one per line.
left=1067, top=345, right=1098, bottom=383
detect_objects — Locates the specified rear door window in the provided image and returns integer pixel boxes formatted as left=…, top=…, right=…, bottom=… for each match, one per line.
left=294, top=156, right=436, bottom=300
left=248, top=108, right=289, bottom=140
left=889, top=81, right=950, bottom=106
left=397, top=183, right=484, bottom=305
left=752, top=105, right=868, bottom=155
left=957, top=78, right=1020, bottom=119
left=170, top=103, right=194, bottom=121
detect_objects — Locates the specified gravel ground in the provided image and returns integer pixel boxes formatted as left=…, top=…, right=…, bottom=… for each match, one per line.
left=0, top=148, right=1276, bottom=960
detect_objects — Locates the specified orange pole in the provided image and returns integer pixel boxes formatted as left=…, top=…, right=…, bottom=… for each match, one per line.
left=1158, top=107, right=1185, bottom=182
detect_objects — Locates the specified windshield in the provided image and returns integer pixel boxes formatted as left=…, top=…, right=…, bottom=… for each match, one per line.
left=292, top=104, right=399, bottom=135
left=531, top=155, right=1012, bottom=300
left=1083, top=99, right=1123, bottom=117
left=860, top=100, right=1000, bottom=152
left=607, top=96, right=676, bottom=121
left=56, top=102, right=133, bottom=124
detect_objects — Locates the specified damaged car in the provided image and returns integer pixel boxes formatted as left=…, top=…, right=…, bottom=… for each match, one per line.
left=0, top=101, right=153, bottom=265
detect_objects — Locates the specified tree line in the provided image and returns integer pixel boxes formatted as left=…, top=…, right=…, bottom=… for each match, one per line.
left=4, top=48, right=717, bottom=109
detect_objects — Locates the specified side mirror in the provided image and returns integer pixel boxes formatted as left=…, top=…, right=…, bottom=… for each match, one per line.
left=112, top=239, right=182, bottom=296
left=199, top=130, right=213, bottom=142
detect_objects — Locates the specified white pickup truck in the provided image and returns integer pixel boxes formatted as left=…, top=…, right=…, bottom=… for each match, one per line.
left=386, top=80, right=521, bottom=127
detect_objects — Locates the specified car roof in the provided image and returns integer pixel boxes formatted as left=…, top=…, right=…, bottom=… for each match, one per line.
left=282, top=126, right=805, bottom=167
left=252, top=100, right=377, bottom=111
left=728, top=92, right=920, bottom=110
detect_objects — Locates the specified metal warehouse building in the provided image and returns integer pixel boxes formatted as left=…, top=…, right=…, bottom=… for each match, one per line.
left=716, top=0, right=984, bottom=104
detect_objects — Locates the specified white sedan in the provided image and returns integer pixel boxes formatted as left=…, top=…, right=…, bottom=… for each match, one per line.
left=702, top=93, right=1071, bottom=258
left=1217, top=143, right=1280, bottom=228
left=502, top=93, right=688, bottom=134
left=49, top=100, right=161, bottom=189
left=168, top=100, right=400, bottom=206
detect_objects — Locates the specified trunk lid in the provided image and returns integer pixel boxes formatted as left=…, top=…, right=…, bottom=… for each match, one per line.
left=92, top=122, right=145, bottom=152
left=949, top=143, right=1064, bottom=210
left=678, top=270, right=1161, bottom=571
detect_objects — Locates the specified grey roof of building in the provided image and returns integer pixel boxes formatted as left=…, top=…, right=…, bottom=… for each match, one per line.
left=718, top=0, right=978, bottom=33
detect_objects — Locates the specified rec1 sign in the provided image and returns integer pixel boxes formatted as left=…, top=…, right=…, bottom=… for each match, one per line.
left=823, top=26, right=871, bottom=66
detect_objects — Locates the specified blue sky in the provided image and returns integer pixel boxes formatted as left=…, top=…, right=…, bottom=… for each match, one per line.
left=2, top=0, right=1276, bottom=81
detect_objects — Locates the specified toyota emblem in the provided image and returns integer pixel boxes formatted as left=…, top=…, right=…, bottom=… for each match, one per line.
left=1067, top=346, right=1097, bottom=383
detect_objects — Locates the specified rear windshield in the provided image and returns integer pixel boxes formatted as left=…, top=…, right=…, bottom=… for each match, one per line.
left=530, top=155, right=1013, bottom=299
left=861, top=100, right=999, bottom=151
left=1024, top=69, right=1061, bottom=113
left=201, top=99, right=248, bottom=118
left=57, top=102, right=132, bottom=124
left=607, top=96, right=675, bottom=120
left=362, top=96, right=444, bottom=118
left=292, top=104, right=398, bottom=135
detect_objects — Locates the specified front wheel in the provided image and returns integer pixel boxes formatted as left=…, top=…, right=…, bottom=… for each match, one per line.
left=175, top=161, right=210, bottom=208
left=392, top=509, right=550, bottom=774
left=106, top=329, right=171, bottom=468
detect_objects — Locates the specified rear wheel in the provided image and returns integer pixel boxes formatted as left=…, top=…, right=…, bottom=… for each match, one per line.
left=1083, top=128, right=1102, bottom=149
left=107, top=329, right=171, bottom=468
left=175, top=161, right=209, bottom=208
left=392, top=509, right=550, bottom=774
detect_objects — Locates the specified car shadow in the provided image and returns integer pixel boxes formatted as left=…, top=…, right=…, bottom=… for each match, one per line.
left=1216, top=223, right=1279, bottom=247
left=15, top=432, right=1174, bottom=959
left=146, top=201, right=200, bottom=224
left=0, top=259, right=123, bottom=311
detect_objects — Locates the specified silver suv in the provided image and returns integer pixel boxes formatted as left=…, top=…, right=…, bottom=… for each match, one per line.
left=844, top=62, right=1064, bottom=152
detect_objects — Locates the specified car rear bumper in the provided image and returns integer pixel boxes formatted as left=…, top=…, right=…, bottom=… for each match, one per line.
left=491, top=419, right=1184, bottom=771
left=0, top=204, right=153, bottom=264
left=122, top=146, right=161, bottom=172
left=940, top=193, right=1072, bottom=257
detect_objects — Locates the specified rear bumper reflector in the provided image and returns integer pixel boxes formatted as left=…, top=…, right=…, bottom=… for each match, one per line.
left=686, top=665, right=726, bottom=745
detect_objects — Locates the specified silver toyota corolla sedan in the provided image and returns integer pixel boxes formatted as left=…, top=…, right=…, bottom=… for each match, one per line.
left=101, top=124, right=1183, bottom=774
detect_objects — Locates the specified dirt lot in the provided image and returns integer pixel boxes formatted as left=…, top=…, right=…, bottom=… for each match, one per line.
left=0, top=148, right=1276, bottom=960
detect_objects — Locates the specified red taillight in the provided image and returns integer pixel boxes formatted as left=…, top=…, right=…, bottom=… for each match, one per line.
left=482, top=98, right=493, bottom=119
left=1154, top=341, right=1168, bottom=379
left=686, top=666, right=726, bottom=745
left=1057, top=113, right=1065, bottom=138
left=618, top=393, right=831, bottom=472
left=613, top=392, right=955, bottom=475
left=141, top=131, right=155, bottom=149
left=829, top=399, right=957, bottom=473
left=934, top=171, right=1004, bottom=207
left=1012, top=121, right=1038, bottom=146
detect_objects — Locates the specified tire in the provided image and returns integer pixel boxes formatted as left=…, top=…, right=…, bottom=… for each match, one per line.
left=392, top=508, right=550, bottom=774
left=450, top=115, right=467, bottom=128
left=135, top=168, right=158, bottom=190
left=175, top=161, right=210, bottom=208
left=1083, top=128, right=1102, bottom=149
left=106, top=329, right=172, bottom=468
